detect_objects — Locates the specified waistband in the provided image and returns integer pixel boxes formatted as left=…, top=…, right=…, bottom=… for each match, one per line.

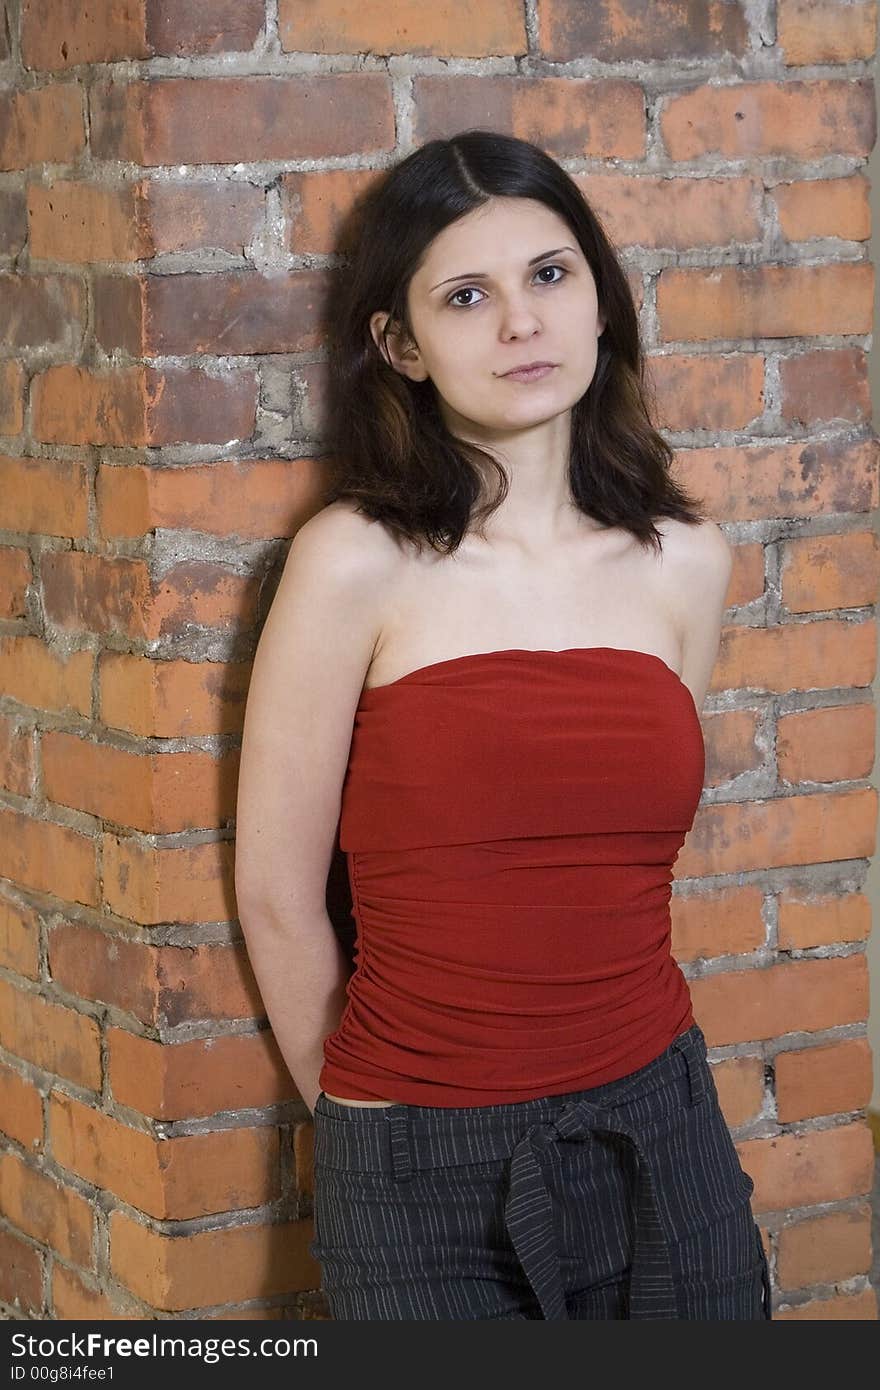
left=314, top=1021, right=711, bottom=1320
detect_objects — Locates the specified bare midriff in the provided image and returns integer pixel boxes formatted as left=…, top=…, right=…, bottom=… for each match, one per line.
left=323, top=1092, right=395, bottom=1106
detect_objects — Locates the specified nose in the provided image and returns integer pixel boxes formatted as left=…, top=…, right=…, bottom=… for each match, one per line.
left=498, top=292, right=542, bottom=341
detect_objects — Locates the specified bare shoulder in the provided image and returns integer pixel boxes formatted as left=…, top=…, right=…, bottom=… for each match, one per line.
left=653, top=515, right=734, bottom=709
left=288, top=498, right=402, bottom=586
left=654, top=514, right=733, bottom=584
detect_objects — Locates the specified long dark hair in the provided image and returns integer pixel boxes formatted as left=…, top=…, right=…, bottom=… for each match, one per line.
left=320, top=130, right=707, bottom=555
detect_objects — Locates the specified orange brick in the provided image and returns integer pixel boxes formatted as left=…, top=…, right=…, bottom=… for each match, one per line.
left=0, top=545, right=31, bottom=618
left=101, top=834, right=236, bottom=929
left=711, top=1055, right=765, bottom=1127
left=414, top=76, right=646, bottom=158
left=96, top=457, right=326, bottom=541
left=109, top=1209, right=318, bottom=1311
left=781, top=531, right=879, bottom=613
left=144, top=180, right=264, bottom=255
left=0, top=1058, right=43, bottom=1150
left=0, top=635, right=92, bottom=717
left=671, top=883, right=766, bottom=962
left=27, top=180, right=150, bottom=262
left=690, top=954, right=869, bottom=1046
left=0, top=85, right=85, bottom=170
left=661, top=80, right=875, bottom=160
left=31, top=364, right=258, bottom=447
left=678, top=437, right=878, bottom=523
left=713, top=619, right=877, bottom=693
left=21, top=0, right=264, bottom=69
left=283, top=169, right=381, bottom=254
left=658, top=263, right=873, bottom=342
left=51, top=1263, right=137, bottom=1320
left=777, top=702, right=874, bottom=785
left=778, top=891, right=870, bottom=950
left=778, top=0, right=877, bottom=65
left=773, top=174, right=870, bottom=243
left=679, top=787, right=876, bottom=880
left=0, top=895, right=40, bottom=979
left=646, top=351, right=764, bottom=431
left=41, top=729, right=239, bottom=833
left=774, top=1286, right=878, bottom=1318
left=0, top=456, right=88, bottom=537
left=0, top=805, right=97, bottom=907
left=776, top=1205, right=873, bottom=1287
left=0, top=711, right=36, bottom=797
left=0, top=1226, right=43, bottom=1315
left=779, top=347, right=871, bottom=428
left=50, top=1091, right=280, bottom=1219
left=775, top=1038, right=873, bottom=1122
left=107, top=1027, right=298, bottom=1120
left=700, top=707, right=763, bottom=790
left=0, top=977, right=101, bottom=1090
left=0, top=1149, right=94, bottom=1264
left=98, top=651, right=253, bottom=739
left=281, top=0, right=525, bottom=54
left=0, top=360, right=25, bottom=433
left=740, top=1121, right=874, bottom=1213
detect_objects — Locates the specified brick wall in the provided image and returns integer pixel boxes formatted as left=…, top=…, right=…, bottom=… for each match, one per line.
left=0, top=0, right=878, bottom=1320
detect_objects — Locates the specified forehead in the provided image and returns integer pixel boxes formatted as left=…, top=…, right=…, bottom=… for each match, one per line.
left=413, top=198, right=579, bottom=280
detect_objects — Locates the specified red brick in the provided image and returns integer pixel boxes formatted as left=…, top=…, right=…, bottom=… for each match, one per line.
left=0, top=359, right=25, bottom=433
left=49, top=1090, right=280, bottom=1219
left=709, top=619, right=877, bottom=693
left=97, top=457, right=326, bottom=542
left=98, top=651, right=253, bottom=739
left=740, top=1121, right=874, bottom=1213
left=648, top=351, right=764, bottom=432
left=102, top=833, right=236, bottom=928
left=778, top=891, right=870, bottom=950
left=690, top=955, right=869, bottom=1047
left=0, top=895, right=40, bottom=979
left=780, top=530, right=878, bottom=613
left=0, top=455, right=88, bottom=536
left=0, top=805, right=98, bottom=907
left=777, top=702, right=874, bottom=785
left=279, top=0, right=526, bottom=56
left=109, top=1209, right=318, bottom=1311
left=107, top=1026, right=299, bottom=1119
left=0, top=85, right=85, bottom=170
left=21, top=0, right=264, bottom=69
left=0, top=546, right=31, bottom=618
left=773, top=174, right=870, bottom=243
left=671, top=883, right=765, bottom=963
left=90, top=74, right=394, bottom=165
left=778, top=0, right=877, bottom=65
left=0, top=976, right=101, bottom=1091
left=578, top=173, right=761, bottom=252
left=775, top=1287, right=878, bottom=1318
left=701, top=707, right=763, bottom=789
left=661, top=80, right=875, bottom=160
left=0, top=189, right=27, bottom=254
left=540, top=0, right=747, bottom=60
left=775, top=1037, right=873, bottom=1122
left=27, top=180, right=150, bottom=262
left=41, top=729, right=239, bottom=832
left=144, top=180, right=264, bottom=254
left=93, top=269, right=332, bottom=356
left=145, top=0, right=265, bottom=57
left=31, top=364, right=259, bottom=447
left=51, top=1263, right=135, bottom=1320
left=680, top=434, right=879, bottom=520
left=0, top=1226, right=43, bottom=1315
left=282, top=169, right=381, bottom=255
left=0, top=635, right=93, bottom=717
left=0, top=1058, right=43, bottom=1150
left=414, top=76, right=646, bottom=158
left=0, top=710, right=35, bottom=798
left=0, top=272, right=85, bottom=350
left=0, top=1148, right=94, bottom=1265
left=658, top=263, right=873, bottom=341
left=779, top=347, right=871, bottom=428
left=777, top=1205, right=873, bottom=1288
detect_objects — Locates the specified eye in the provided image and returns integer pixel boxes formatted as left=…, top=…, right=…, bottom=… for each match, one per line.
left=444, top=264, right=569, bottom=308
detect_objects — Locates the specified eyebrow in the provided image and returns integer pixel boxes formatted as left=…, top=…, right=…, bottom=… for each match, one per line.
left=428, top=246, right=578, bottom=293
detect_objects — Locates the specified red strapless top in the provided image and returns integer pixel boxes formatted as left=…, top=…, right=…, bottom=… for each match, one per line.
left=318, top=646, right=705, bottom=1106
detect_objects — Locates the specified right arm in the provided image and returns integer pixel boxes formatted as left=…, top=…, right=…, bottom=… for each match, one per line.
left=233, top=502, right=390, bottom=1116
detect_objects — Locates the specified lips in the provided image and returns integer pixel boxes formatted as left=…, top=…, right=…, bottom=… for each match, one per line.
left=501, top=361, right=558, bottom=376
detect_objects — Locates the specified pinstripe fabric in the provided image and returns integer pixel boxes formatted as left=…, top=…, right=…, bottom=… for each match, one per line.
left=309, top=1022, right=773, bottom=1321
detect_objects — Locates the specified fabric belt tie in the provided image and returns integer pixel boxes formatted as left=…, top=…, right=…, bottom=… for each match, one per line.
left=502, top=1096, right=678, bottom=1320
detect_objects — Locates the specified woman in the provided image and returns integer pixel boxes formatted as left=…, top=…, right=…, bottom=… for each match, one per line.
left=234, top=130, right=772, bottom=1320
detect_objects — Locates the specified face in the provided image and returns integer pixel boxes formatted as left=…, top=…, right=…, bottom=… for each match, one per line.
left=370, top=197, right=606, bottom=440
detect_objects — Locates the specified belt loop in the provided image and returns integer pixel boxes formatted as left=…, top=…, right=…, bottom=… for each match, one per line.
left=672, top=1024, right=708, bottom=1108
left=386, top=1109, right=415, bottom=1182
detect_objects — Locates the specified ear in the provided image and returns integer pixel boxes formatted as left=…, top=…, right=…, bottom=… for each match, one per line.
left=369, top=310, right=430, bottom=382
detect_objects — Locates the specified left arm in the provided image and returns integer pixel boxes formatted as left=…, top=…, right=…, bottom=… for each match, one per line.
left=665, top=519, right=734, bottom=714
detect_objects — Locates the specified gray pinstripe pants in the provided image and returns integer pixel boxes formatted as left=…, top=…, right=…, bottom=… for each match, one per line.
left=309, top=1022, right=773, bottom=1320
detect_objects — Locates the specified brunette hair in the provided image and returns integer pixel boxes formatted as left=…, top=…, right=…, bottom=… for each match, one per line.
left=320, top=129, right=707, bottom=555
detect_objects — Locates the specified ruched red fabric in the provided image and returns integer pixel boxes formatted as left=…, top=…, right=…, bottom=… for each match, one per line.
left=318, top=646, right=705, bottom=1106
